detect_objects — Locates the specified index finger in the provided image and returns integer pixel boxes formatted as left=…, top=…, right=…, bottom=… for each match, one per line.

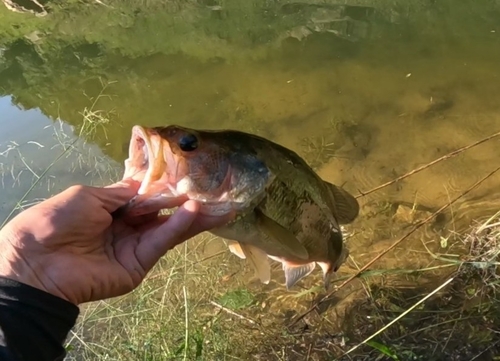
left=91, top=179, right=142, bottom=213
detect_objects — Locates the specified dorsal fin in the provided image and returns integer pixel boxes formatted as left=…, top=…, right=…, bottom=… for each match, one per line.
left=324, top=181, right=360, bottom=224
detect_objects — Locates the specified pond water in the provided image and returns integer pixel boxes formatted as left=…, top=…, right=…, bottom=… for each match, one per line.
left=1, top=0, right=500, bottom=359
left=0, top=95, right=121, bottom=223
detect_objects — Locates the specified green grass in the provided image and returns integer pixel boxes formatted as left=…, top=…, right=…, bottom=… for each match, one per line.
left=217, top=289, right=255, bottom=310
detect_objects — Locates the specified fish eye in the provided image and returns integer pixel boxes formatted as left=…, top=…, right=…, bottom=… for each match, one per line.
left=179, top=133, right=198, bottom=152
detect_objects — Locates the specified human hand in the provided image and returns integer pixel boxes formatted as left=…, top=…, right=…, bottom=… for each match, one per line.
left=0, top=180, right=234, bottom=305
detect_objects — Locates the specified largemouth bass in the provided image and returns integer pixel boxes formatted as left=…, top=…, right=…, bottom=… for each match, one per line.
left=120, top=125, right=359, bottom=289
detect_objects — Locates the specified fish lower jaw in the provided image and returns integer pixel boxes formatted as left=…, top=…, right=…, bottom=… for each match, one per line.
left=196, top=196, right=248, bottom=216
left=180, top=188, right=249, bottom=216
left=173, top=178, right=232, bottom=202
left=135, top=176, right=247, bottom=216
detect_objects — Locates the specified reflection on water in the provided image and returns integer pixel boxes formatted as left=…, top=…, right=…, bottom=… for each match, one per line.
left=2, top=0, right=500, bottom=359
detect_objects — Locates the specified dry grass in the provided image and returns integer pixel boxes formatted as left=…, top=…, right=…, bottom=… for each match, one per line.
left=336, top=212, right=500, bottom=360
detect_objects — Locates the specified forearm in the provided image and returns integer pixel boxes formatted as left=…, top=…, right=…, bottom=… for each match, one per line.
left=0, top=276, right=79, bottom=361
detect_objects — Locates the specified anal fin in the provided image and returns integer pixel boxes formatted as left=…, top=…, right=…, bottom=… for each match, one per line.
left=283, top=262, right=316, bottom=290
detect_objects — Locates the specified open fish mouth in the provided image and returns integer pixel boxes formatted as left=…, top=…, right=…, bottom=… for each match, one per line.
left=120, top=125, right=187, bottom=216
left=124, top=126, right=170, bottom=195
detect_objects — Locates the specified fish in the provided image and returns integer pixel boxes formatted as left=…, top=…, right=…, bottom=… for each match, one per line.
left=119, top=124, right=360, bottom=290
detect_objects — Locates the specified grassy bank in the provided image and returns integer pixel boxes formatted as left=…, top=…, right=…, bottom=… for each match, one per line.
left=60, top=209, right=500, bottom=361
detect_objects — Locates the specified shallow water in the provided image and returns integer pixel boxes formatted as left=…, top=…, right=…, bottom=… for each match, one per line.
left=1, top=0, right=500, bottom=359
left=0, top=95, right=121, bottom=223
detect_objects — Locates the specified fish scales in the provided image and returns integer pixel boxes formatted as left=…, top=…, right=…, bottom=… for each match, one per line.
left=258, top=178, right=336, bottom=259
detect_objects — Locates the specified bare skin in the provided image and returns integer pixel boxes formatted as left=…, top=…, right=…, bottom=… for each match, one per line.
left=0, top=179, right=234, bottom=305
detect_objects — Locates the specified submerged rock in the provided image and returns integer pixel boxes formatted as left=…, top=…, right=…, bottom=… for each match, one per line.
left=279, top=3, right=385, bottom=42
left=392, top=203, right=433, bottom=225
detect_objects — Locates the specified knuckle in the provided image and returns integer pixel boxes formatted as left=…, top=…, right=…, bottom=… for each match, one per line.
left=67, top=184, right=87, bottom=194
left=64, top=185, right=95, bottom=203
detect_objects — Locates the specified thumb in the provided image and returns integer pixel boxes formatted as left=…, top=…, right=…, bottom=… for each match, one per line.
left=94, top=178, right=141, bottom=213
left=135, top=200, right=200, bottom=272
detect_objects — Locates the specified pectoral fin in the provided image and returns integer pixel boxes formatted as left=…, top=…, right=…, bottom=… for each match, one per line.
left=240, top=243, right=271, bottom=284
left=255, top=209, right=309, bottom=260
left=282, top=262, right=316, bottom=290
left=325, top=182, right=360, bottom=224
